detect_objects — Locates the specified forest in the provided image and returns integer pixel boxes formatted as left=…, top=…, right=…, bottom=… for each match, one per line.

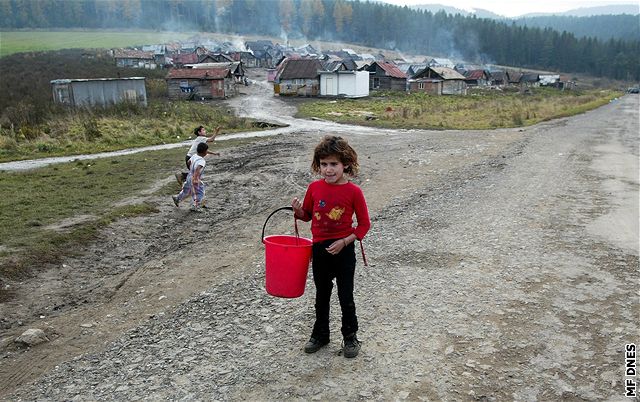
left=0, top=0, right=638, bottom=80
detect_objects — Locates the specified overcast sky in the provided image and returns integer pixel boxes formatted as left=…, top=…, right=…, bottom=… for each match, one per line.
left=380, top=0, right=639, bottom=17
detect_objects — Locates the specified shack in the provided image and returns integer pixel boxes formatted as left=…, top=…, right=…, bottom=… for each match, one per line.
left=166, top=68, right=237, bottom=100
left=274, top=58, right=323, bottom=97
left=50, top=77, right=147, bottom=108
left=365, top=61, right=407, bottom=91
left=319, top=71, right=369, bottom=98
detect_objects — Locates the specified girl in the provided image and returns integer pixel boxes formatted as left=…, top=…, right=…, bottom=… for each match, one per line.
left=292, top=135, right=371, bottom=358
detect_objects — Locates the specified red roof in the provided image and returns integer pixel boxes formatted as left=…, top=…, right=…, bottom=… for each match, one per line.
left=465, top=70, right=486, bottom=80
left=376, top=62, right=406, bottom=79
left=166, top=68, right=230, bottom=80
left=172, top=53, right=198, bottom=64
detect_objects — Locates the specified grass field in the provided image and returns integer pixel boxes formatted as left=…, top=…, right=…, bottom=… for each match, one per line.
left=0, top=137, right=252, bottom=278
left=0, top=30, right=199, bottom=57
left=296, top=88, right=623, bottom=130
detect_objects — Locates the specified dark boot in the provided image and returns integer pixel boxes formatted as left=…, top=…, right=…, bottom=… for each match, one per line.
left=342, top=334, right=361, bottom=358
left=304, top=337, right=329, bottom=354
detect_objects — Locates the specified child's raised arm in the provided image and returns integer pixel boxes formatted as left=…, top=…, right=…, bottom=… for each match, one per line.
left=208, top=126, right=221, bottom=142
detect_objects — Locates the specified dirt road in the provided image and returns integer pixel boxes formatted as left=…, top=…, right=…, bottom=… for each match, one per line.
left=1, top=73, right=638, bottom=401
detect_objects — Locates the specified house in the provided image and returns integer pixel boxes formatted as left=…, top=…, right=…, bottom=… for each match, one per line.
left=519, top=73, right=540, bottom=87
left=171, top=52, right=199, bottom=68
left=410, top=67, right=467, bottom=95
left=427, top=58, right=455, bottom=69
left=319, top=70, right=369, bottom=98
left=508, top=71, right=523, bottom=85
left=464, top=69, right=490, bottom=86
left=274, top=58, right=323, bottom=96
left=365, top=61, right=407, bottom=91
left=488, top=71, right=507, bottom=86
left=322, top=58, right=358, bottom=72
left=245, top=40, right=274, bottom=52
left=407, top=78, right=443, bottom=95
left=50, top=77, right=147, bottom=108
left=398, top=63, right=428, bottom=77
left=184, top=62, right=246, bottom=83
left=113, top=49, right=158, bottom=69
left=198, top=53, right=234, bottom=63
left=166, top=68, right=237, bottom=100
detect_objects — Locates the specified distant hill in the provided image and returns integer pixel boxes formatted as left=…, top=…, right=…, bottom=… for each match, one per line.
left=522, top=4, right=639, bottom=17
left=407, top=3, right=639, bottom=41
left=408, top=3, right=639, bottom=18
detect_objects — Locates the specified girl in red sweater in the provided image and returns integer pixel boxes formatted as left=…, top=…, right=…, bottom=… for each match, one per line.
left=292, top=135, right=371, bottom=358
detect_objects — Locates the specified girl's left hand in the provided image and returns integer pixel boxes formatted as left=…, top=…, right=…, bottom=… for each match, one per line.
left=326, top=239, right=345, bottom=255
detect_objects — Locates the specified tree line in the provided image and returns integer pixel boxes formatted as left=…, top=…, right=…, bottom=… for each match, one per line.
left=0, top=0, right=638, bottom=80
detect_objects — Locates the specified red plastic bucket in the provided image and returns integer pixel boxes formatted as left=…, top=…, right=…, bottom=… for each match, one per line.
left=261, top=207, right=312, bottom=298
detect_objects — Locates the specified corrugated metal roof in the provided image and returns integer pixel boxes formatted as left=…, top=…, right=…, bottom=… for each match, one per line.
left=428, top=67, right=465, bottom=80
left=166, top=68, right=230, bottom=80
left=278, top=59, right=323, bottom=80
left=374, top=62, right=407, bottom=79
left=113, top=49, right=155, bottom=59
left=50, top=77, right=145, bottom=84
left=173, top=53, right=199, bottom=64
left=464, top=70, right=487, bottom=80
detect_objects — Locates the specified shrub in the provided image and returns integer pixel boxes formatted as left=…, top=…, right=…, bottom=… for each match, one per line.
left=82, top=117, right=101, bottom=140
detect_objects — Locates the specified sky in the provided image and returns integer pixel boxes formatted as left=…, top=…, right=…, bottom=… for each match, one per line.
left=380, top=0, right=640, bottom=17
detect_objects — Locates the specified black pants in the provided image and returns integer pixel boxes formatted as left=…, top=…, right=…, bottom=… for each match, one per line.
left=311, top=239, right=358, bottom=341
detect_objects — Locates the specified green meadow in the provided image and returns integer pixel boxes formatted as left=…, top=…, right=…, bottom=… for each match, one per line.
left=0, top=30, right=198, bottom=57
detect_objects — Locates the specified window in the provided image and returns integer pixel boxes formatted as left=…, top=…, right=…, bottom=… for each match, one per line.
left=373, top=77, right=380, bottom=89
left=418, top=82, right=424, bottom=89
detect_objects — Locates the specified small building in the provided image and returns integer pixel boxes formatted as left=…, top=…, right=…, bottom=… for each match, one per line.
left=231, top=51, right=259, bottom=68
left=365, top=61, right=407, bottom=91
left=50, top=77, right=147, bottom=108
left=319, top=71, right=369, bottom=98
left=489, top=71, right=507, bottom=86
left=166, top=68, right=237, bottom=100
left=407, top=78, right=443, bottom=95
left=274, top=58, right=323, bottom=97
left=427, top=58, right=455, bottom=69
left=411, top=67, right=467, bottom=95
left=113, top=49, right=158, bottom=69
left=184, top=62, right=246, bottom=84
left=463, top=69, right=490, bottom=87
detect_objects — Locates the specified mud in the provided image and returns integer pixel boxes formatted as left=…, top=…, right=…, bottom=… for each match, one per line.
left=0, top=71, right=638, bottom=401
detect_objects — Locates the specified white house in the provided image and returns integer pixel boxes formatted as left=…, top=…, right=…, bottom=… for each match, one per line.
left=319, top=71, right=369, bottom=98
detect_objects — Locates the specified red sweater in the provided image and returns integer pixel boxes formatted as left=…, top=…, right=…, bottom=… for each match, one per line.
left=300, top=179, right=371, bottom=243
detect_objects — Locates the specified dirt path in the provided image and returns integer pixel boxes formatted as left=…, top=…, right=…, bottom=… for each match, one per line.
left=1, top=75, right=638, bottom=400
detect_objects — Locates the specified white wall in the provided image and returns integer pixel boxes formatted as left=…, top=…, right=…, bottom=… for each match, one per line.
left=320, top=71, right=369, bottom=98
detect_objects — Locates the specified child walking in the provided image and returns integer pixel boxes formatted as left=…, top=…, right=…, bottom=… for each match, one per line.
left=172, top=142, right=210, bottom=211
left=175, top=125, right=220, bottom=185
left=291, top=135, right=371, bottom=358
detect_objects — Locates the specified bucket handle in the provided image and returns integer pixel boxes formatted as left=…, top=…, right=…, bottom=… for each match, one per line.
left=261, top=206, right=301, bottom=244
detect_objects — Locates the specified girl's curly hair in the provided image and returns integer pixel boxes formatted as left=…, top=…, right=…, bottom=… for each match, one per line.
left=311, top=135, right=359, bottom=176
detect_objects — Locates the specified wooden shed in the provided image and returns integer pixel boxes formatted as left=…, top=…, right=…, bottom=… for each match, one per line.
left=274, top=59, right=323, bottom=97
left=365, top=61, right=407, bottom=91
left=50, top=77, right=147, bottom=108
left=166, top=68, right=237, bottom=100
left=113, top=49, right=158, bottom=69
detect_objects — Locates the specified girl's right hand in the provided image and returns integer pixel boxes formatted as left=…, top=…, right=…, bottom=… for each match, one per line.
left=291, top=197, right=304, bottom=217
